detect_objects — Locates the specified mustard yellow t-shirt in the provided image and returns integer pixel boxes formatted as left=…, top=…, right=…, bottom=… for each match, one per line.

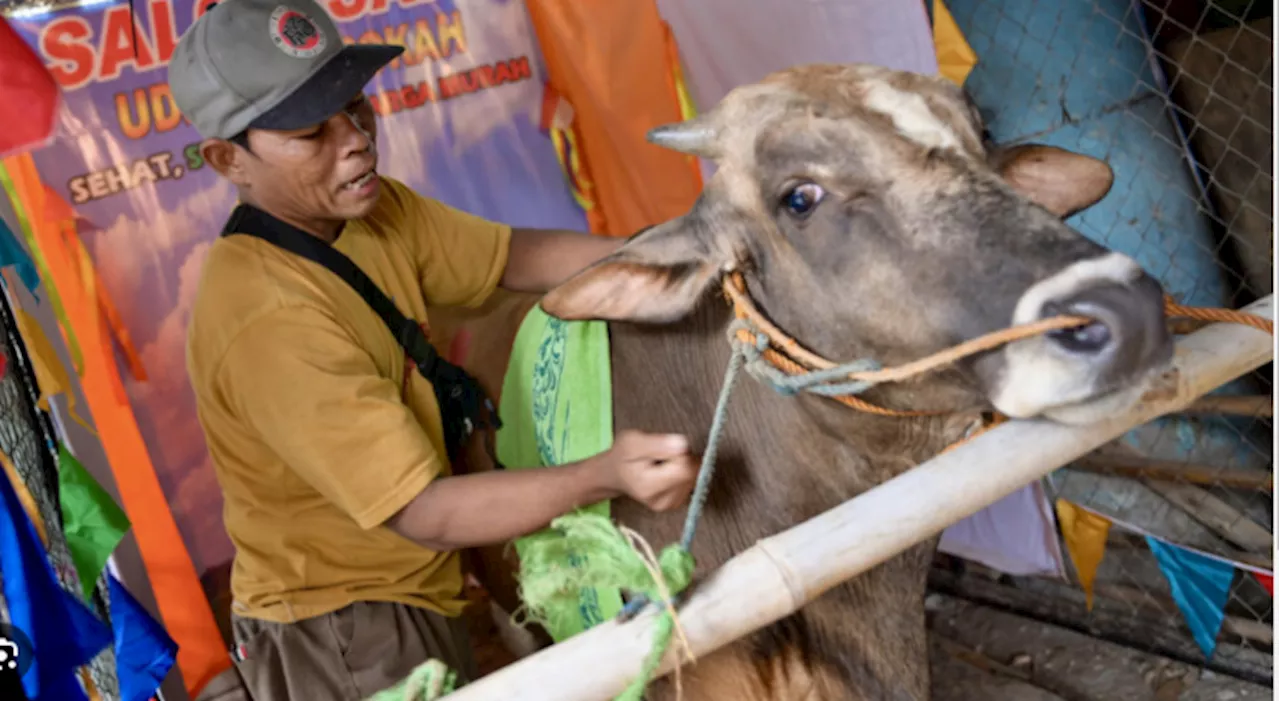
left=186, top=176, right=511, bottom=623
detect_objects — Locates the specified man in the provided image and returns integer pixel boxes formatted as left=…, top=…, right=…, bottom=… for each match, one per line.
left=169, top=1, right=698, bottom=698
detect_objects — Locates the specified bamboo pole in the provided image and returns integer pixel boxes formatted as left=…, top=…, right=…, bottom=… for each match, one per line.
left=448, top=295, right=1275, bottom=701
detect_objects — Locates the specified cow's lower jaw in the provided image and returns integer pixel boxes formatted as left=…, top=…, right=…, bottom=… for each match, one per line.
left=989, top=359, right=1170, bottom=425
left=978, top=251, right=1175, bottom=425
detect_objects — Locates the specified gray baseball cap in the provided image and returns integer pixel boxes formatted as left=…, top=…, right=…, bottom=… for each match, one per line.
left=169, top=0, right=404, bottom=140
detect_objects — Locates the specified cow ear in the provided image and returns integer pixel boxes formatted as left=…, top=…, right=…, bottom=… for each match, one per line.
left=541, top=218, right=724, bottom=323
left=992, top=144, right=1114, bottom=218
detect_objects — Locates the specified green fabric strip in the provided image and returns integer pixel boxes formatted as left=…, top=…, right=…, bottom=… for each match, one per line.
left=495, top=303, right=622, bottom=641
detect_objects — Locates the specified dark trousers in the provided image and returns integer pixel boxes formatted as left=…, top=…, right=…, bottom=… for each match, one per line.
left=197, top=600, right=477, bottom=701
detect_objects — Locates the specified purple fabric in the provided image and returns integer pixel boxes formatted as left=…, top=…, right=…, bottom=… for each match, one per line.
left=938, top=481, right=1066, bottom=577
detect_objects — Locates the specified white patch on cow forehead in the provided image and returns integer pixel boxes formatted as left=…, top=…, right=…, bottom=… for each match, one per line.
left=860, top=79, right=962, bottom=151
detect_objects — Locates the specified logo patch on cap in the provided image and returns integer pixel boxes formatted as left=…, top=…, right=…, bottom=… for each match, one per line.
left=268, top=6, right=327, bottom=58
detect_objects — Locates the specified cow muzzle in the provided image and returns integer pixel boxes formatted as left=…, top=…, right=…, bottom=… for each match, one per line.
left=980, top=252, right=1175, bottom=424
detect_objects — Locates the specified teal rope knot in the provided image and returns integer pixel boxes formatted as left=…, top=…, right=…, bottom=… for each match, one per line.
left=727, top=320, right=884, bottom=399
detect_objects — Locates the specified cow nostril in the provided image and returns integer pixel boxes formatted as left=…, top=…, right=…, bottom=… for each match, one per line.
left=1047, top=321, right=1112, bottom=353
left=1041, top=300, right=1112, bottom=354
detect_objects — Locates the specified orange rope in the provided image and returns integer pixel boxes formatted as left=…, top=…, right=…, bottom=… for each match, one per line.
left=723, top=272, right=1273, bottom=419
left=1164, top=297, right=1274, bottom=335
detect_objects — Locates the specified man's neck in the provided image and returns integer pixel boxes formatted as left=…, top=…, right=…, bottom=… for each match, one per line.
left=239, top=193, right=343, bottom=244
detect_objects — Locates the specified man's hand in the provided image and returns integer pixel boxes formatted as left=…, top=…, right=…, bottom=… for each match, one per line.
left=600, top=430, right=698, bottom=512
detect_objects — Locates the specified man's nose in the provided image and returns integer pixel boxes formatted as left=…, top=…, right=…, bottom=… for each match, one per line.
left=332, top=110, right=374, bottom=155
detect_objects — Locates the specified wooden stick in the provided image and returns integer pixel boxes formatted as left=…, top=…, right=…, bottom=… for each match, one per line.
left=930, top=634, right=1032, bottom=682
left=1142, top=480, right=1274, bottom=553
left=448, top=295, right=1274, bottom=701
left=1093, top=582, right=1273, bottom=646
left=1180, top=395, right=1273, bottom=417
left=929, top=569, right=1274, bottom=686
left=1071, top=454, right=1274, bottom=490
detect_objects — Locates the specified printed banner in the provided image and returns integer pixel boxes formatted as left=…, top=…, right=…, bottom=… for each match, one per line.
left=7, top=0, right=588, bottom=574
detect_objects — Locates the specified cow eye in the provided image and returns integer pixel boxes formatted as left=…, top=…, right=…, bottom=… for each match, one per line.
left=782, top=183, right=824, bottom=218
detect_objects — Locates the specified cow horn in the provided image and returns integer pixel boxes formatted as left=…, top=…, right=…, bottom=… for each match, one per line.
left=647, top=117, right=719, bottom=157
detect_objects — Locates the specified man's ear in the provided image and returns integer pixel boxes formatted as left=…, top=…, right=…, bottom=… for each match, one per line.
left=541, top=216, right=726, bottom=323
left=201, top=138, right=250, bottom=185
left=991, top=144, right=1114, bottom=218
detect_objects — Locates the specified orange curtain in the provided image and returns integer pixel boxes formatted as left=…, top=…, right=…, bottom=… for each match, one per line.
left=524, top=0, right=702, bottom=237
left=2, top=153, right=230, bottom=697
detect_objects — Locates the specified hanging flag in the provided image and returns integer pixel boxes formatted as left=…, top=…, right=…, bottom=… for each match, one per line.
left=1146, top=536, right=1235, bottom=659
left=0, top=17, right=61, bottom=159
left=0, top=216, right=40, bottom=298
left=1252, top=572, right=1272, bottom=596
left=0, top=446, right=112, bottom=700
left=0, top=159, right=83, bottom=374
left=11, top=304, right=95, bottom=435
left=1054, top=498, right=1111, bottom=610
left=0, top=447, right=47, bottom=547
left=58, top=444, right=130, bottom=600
left=940, top=482, right=1067, bottom=578
left=933, top=0, right=978, bottom=86
left=106, top=574, right=178, bottom=701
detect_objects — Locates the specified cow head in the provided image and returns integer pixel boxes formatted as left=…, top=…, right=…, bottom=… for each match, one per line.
left=542, top=64, right=1174, bottom=424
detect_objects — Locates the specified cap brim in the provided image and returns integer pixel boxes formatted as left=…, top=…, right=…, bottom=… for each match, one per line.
left=247, top=44, right=404, bottom=133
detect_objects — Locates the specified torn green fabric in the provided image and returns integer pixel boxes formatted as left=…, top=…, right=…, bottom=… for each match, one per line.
left=495, top=303, right=621, bottom=641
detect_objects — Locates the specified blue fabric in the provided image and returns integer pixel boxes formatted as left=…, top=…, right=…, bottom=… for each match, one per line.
left=106, top=573, right=177, bottom=701
left=1146, top=536, right=1235, bottom=659
left=0, top=460, right=111, bottom=699
left=0, top=216, right=39, bottom=299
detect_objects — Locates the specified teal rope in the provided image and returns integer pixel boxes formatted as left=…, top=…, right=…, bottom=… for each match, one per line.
left=729, top=320, right=884, bottom=398
left=680, top=345, right=746, bottom=549
left=617, top=344, right=747, bottom=619
left=619, top=319, right=883, bottom=622
left=606, top=316, right=887, bottom=696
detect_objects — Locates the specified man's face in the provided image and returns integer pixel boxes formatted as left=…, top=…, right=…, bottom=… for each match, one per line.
left=205, top=93, right=382, bottom=230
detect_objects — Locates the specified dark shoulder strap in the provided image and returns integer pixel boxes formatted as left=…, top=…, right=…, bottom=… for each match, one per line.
left=222, top=204, right=442, bottom=369
left=221, top=204, right=503, bottom=467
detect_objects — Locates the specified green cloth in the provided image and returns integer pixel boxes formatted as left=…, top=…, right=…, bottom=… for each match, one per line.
left=365, top=659, right=455, bottom=700
left=58, top=444, right=130, bottom=599
left=495, top=303, right=622, bottom=641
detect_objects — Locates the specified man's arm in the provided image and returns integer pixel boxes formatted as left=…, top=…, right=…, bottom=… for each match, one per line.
left=386, top=431, right=694, bottom=551
left=500, top=228, right=625, bottom=294
left=222, top=308, right=697, bottom=549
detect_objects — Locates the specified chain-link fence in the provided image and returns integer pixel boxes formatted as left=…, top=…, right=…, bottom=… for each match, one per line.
left=931, top=0, right=1273, bottom=687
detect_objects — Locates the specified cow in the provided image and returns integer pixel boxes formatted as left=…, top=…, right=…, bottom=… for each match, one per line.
left=430, top=63, right=1175, bottom=700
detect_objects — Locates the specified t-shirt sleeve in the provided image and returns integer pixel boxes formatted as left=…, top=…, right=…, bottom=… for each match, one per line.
left=217, top=306, right=441, bottom=530
left=385, top=178, right=512, bottom=308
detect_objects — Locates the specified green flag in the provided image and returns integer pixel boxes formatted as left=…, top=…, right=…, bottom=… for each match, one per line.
left=58, top=444, right=130, bottom=599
